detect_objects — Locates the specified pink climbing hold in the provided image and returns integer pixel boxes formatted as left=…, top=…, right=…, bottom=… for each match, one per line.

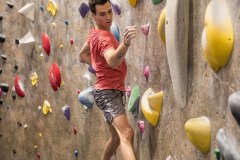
left=125, top=86, right=131, bottom=97
left=70, top=38, right=74, bottom=45
left=144, top=65, right=150, bottom=81
left=141, top=23, right=150, bottom=36
left=77, top=90, right=81, bottom=94
left=0, top=88, right=2, bottom=97
left=42, top=33, right=50, bottom=56
left=138, top=120, right=144, bottom=133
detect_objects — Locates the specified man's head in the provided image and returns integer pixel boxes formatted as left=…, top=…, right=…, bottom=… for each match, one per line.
left=88, top=0, right=113, bottom=30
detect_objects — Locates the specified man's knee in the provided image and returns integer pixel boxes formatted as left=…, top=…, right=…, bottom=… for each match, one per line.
left=121, top=127, right=134, bottom=143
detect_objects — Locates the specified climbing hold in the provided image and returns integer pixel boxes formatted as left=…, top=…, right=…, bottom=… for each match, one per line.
left=158, top=7, right=166, bottom=44
left=73, top=127, right=77, bottom=134
left=23, top=124, right=28, bottom=129
left=144, top=65, right=149, bottom=81
left=14, top=76, right=25, bottom=97
left=88, top=65, right=96, bottom=75
left=38, top=133, right=42, bottom=137
left=19, top=31, right=35, bottom=56
left=0, top=14, right=3, bottom=20
left=128, top=0, right=138, bottom=8
left=40, top=5, right=44, bottom=11
left=216, top=128, right=240, bottom=159
left=1, top=54, right=7, bottom=60
left=141, top=88, right=163, bottom=126
left=18, top=3, right=35, bottom=22
left=17, top=121, right=22, bottom=127
left=36, top=153, right=40, bottom=159
left=203, top=0, right=234, bottom=72
left=30, top=72, right=38, bottom=86
left=185, top=116, right=211, bottom=153
left=6, top=2, right=14, bottom=8
left=42, top=33, right=50, bottom=56
left=34, top=145, right=38, bottom=149
left=51, top=22, right=56, bottom=28
left=141, top=23, right=150, bottom=36
left=152, top=0, right=162, bottom=5
left=70, top=38, right=74, bottom=45
left=42, top=100, right=52, bottom=115
left=12, top=149, right=16, bottom=154
left=12, top=86, right=16, bottom=100
left=128, top=85, right=139, bottom=112
left=47, top=0, right=58, bottom=16
left=110, top=0, right=121, bottom=15
left=214, top=148, right=221, bottom=160
left=60, top=44, right=63, bottom=49
left=12, top=95, right=16, bottom=100
left=228, top=91, right=240, bottom=126
left=138, top=120, right=144, bottom=133
left=0, top=34, right=6, bottom=43
left=64, top=20, right=69, bottom=25
left=74, top=150, right=78, bottom=157
left=38, top=106, right=41, bottom=111
left=15, top=39, right=19, bottom=44
left=110, top=22, right=120, bottom=42
left=62, top=105, right=70, bottom=120
left=0, top=88, right=2, bottom=97
left=0, top=99, right=3, bottom=104
left=0, top=68, right=2, bottom=74
left=78, top=86, right=94, bottom=108
left=78, top=2, right=89, bottom=18
left=166, top=155, right=172, bottom=160
left=49, top=62, right=61, bottom=91
left=14, top=64, right=18, bottom=70
left=77, top=90, right=81, bottom=95
left=125, top=86, right=131, bottom=97
left=0, top=83, right=9, bottom=93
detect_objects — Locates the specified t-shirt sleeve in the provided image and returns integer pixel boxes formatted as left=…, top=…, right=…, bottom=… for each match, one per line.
left=99, top=35, right=115, bottom=57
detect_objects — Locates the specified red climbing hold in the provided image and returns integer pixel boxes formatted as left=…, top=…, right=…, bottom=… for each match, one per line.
left=49, top=62, right=61, bottom=91
left=42, top=33, right=50, bottom=55
left=14, top=76, right=25, bottom=97
left=73, top=127, right=77, bottom=134
left=70, top=38, right=74, bottom=45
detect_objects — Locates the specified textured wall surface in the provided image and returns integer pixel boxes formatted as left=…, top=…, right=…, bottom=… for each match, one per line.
left=0, top=0, right=240, bottom=159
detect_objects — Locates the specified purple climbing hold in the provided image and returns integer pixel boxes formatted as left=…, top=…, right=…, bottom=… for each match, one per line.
left=88, top=65, right=96, bottom=75
left=78, top=2, right=89, bottom=18
left=74, top=150, right=78, bottom=157
left=62, top=105, right=70, bottom=120
left=110, top=0, right=121, bottom=15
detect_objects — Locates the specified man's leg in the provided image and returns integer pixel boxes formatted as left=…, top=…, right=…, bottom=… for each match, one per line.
left=102, top=124, right=120, bottom=160
left=112, top=115, right=136, bottom=160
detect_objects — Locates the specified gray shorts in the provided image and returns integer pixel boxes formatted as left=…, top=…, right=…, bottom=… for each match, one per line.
left=94, top=89, right=126, bottom=124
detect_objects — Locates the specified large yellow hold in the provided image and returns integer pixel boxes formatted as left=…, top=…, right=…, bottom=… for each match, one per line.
left=185, top=116, right=211, bottom=153
left=203, top=0, right=234, bottom=71
left=141, top=88, right=163, bottom=126
left=157, top=7, right=166, bottom=44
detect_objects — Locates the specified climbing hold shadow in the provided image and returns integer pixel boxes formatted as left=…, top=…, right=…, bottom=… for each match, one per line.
left=78, top=86, right=94, bottom=108
left=228, top=91, right=240, bottom=126
left=216, top=128, right=240, bottom=160
left=141, top=88, right=163, bottom=126
left=185, top=116, right=211, bottom=153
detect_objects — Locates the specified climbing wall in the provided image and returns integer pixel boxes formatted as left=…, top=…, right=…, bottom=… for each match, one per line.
left=0, top=0, right=240, bottom=160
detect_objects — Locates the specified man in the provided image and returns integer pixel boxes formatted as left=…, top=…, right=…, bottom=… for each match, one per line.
left=79, top=0, right=137, bottom=159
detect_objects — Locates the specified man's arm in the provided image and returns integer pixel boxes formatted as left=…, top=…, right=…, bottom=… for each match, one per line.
left=79, top=41, right=91, bottom=65
left=104, top=25, right=137, bottom=69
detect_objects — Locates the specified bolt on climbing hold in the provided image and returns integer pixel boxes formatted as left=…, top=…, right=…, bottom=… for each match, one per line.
left=62, top=105, right=70, bottom=120
left=73, top=127, right=77, bottom=134
left=17, top=121, right=22, bottom=127
left=34, top=145, right=38, bottom=149
left=141, top=23, right=150, bottom=36
left=70, top=38, right=74, bottom=45
left=144, top=65, right=149, bottom=81
left=110, top=0, right=121, bottom=15
left=38, top=133, right=42, bottom=137
left=1, top=54, right=7, bottom=60
left=36, top=153, right=40, bottom=159
left=23, top=124, right=28, bottom=129
left=15, top=39, right=19, bottom=44
left=60, top=44, right=63, bottom=49
left=42, top=100, right=52, bottom=115
left=138, top=120, right=144, bottom=133
left=12, top=149, right=16, bottom=154
left=0, top=68, right=2, bottom=74
left=78, top=2, right=89, bottom=18
left=0, top=15, right=3, bottom=20
left=30, top=72, right=38, bottom=86
left=125, top=86, right=131, bottom=97
left=38, top=106, right=41, bottom=111
left=0, top=34, right=5, bottom=43
left=6, top=2, right=14, bottom=8
left=40, top=5, right=44, bottom=11
left=214, top=148, right=221, bottom=160
left=14, top=64, right=18, bottom=70
left=0, top=83, right=9, bottom=93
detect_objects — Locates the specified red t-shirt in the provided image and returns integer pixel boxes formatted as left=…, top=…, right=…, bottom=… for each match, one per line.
left=87, top=27, right=127, bottom=91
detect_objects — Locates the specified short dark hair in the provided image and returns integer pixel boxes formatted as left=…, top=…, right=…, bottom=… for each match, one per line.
left=88, top=0, right=111, bottom=14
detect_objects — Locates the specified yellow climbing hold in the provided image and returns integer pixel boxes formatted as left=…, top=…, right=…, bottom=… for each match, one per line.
left=38, top=133, right=42, bottom=137
left=47, top=0, right=58, bottom=16
left=141, top=88, right=163, bottom=126
left=158, top=7, right=166, bottom=44
left=42, top=100, right=52, bottom=115
left=30, top=72, right=38, bottom=86
left=204, top=0, right=234, bottom=71
left=61, top=81, right=64, bottom=86
left=128, top=0, right=138, bottom=8
left=185, top=116, right=211, bottom=153
left=60, top=44, right=63, bottom=49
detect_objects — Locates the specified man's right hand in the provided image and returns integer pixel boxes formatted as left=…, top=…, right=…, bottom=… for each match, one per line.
left=123, top=25, right=137, bottom=46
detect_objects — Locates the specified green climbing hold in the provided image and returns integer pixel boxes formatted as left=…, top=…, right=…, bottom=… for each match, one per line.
left=127, top=85, right=140, bottom=112
left=152, top=0, right=162, bottom=5
left=214, top=148, right=221, bottom=160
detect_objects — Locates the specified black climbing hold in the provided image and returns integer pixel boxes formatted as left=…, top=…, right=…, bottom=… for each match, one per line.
left=0, top=83, right=9, bottom=92
left=40, top=6, right=44, bottom=11
left=15, top=39, right=19, bottom=44
left=0, top=34, right=5, bottom=43
left=64, top=20, right=69, bottom=25
left=0, top=117, right=2, bottom=121
left=14, top=64, right=18, bottom=70
left=1, top=54, right=7, bottom=60
left=17, top=121, right=22, bottom=127
left=0, top=134, right=2, bottom=137
left=12, top=95, right=16, bottom=100
left=0, top=100, right=3, bottom=104
left=12, top=149, right=16, bottom=154
left=0, top=15, right=3, bottom=21
left=0, top=68, right=2, bottom=74
left=7, top=2, right=14, bottom=8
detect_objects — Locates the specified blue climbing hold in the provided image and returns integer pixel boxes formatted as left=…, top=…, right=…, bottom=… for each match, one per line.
left=110, top=23, right=120, bottom=42
left=78, top=86, right=94, bottom=108
left=88, top=66, right=96, bottom=75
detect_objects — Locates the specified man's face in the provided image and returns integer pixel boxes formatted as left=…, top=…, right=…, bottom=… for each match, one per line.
left=93, top=2, right=113, bottom=30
